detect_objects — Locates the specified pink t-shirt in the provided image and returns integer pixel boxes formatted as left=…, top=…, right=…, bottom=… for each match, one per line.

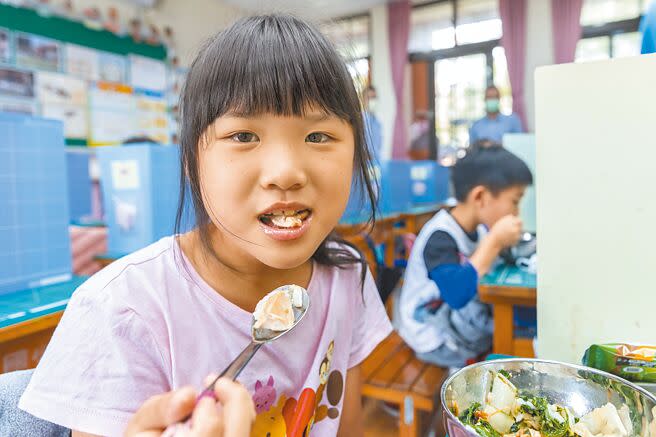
left=19, top=236, right=392, bottom=436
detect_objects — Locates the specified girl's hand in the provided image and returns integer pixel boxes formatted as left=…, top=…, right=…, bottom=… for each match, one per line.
left=124, top=378, right=255, bottom=437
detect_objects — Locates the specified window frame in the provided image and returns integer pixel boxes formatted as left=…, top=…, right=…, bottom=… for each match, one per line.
left=579, top=17, right=641, bottom=59
left=321, top=11, right=373, bottom=62
left=408, top=0, right=502, bottom=158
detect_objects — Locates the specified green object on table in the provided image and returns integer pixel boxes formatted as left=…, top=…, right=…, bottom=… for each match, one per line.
left=583, top=343, right=656, bottom=383
left=0, top=276, right=87, bottom=329
left=406, top=204, right=442, bottom=215
left=481, top=264, right=536, bottom=288
left=486, top=353, right=515, bottom=361
left=66, top=139, right=88, bottom=146
left=95, top=251, right=128, bottom=261
left=70, top=219, right=106, bottom=227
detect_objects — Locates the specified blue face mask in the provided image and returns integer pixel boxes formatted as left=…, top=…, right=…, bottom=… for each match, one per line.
left=485, top=98, right=500, bottom=113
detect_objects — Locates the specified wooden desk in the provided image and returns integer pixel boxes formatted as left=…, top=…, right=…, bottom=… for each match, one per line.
left=94, top=251, right=127, bottom=268
left=399, top=204, right=442, bottom=234
left=479, top=265, right=536, bottom=357
left=336, top=204, right=444, bottom=268
left=0, top=276, right=87, bottom=373
left=337, top=213, right=402, bottom=269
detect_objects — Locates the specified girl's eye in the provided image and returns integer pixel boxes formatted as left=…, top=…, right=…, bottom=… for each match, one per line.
left=231, top=132, right=259, bottom=143
left=306, top=132, right=330, bottom=143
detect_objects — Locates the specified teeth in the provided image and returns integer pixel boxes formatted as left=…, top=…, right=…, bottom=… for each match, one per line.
left=260, top=208, right=311, bottom=228
left=271, top=215, right=303, bottom=228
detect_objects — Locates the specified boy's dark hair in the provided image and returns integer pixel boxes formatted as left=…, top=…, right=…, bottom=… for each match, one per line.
left=452, top=145, right=533, bottom=202
left=174, top=14, right=377, bottom=278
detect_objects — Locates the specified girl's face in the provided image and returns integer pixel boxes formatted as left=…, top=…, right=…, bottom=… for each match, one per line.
left=198, top=111, right=355, bottom=270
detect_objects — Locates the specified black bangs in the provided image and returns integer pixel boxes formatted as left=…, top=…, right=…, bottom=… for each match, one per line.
left=182, top=14, right=359, bottom=125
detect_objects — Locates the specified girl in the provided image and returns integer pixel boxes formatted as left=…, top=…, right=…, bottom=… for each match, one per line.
left=19, top=13, right=392, bottom=437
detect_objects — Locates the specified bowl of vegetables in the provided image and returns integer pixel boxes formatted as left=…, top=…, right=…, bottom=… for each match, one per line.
left=441, top=359, right=656, bottom=437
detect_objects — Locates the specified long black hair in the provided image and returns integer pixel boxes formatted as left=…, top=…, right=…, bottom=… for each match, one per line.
left=174, top=14, right=378, bottom=280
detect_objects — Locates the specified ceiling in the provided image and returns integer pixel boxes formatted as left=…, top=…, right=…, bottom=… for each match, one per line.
left=220, top=0, right=389, bottom=20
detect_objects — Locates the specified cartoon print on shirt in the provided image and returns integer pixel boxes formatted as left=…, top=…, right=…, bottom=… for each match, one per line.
left=250, top=340, right=344, bottom=437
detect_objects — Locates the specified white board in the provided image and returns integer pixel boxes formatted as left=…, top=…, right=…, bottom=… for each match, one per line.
left=535, top=54, right=656, bottom=364
left=503, top=133, right=536, bottom=234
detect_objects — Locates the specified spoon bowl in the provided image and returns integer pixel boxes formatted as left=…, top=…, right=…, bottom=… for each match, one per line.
left=252, top=284, right=310, bottom=343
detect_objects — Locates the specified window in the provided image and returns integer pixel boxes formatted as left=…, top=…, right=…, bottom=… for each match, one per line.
left=432, top=46, right=512, bottom=149
left=322, top=15, right=370, bottom=92
left=492, top=46, right=513, bottom=114
left=321, top=15, right=370, bottom=60
left=434, top=53, right=487, bottom=147
left=576, top=36, right=612, bottom=62
left=580, top=0, right=643, bottom=26
left=409, top=1, right=509, bottom=154
left=346, top=58, right=370, bottom=95
left=456, top=0, right=502, bottom=45
left=409, top=2, right=455, bottom=52
left=576, top=0, right=644, bottom=62
left=612, top=31, right=642, bottom=57
left=409, top=0, right=504, bottom=51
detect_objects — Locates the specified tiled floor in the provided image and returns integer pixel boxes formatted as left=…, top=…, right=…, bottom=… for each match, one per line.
left=363, top=399, right=399, bottom=436
left=363, top=398, right=444, bottom=437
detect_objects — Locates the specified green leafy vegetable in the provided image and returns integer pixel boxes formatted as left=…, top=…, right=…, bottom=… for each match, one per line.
left=459, top=402, right=483, bottom=426
left=472, top=421, right=503, bottom=437
left=516, top=395, right=573, bottom=437
left=458, top=402, right=502, bottom=437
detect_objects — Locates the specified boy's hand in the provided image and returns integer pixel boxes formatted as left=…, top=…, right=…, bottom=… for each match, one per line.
left=489, top=215, right=523, bottom=249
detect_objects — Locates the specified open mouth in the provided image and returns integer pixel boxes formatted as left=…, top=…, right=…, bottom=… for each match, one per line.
left=258, top=208, right=312, bottom=229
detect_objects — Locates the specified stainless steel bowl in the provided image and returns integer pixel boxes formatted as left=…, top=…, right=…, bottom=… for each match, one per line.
left=441, top=359, right=656, bottom=437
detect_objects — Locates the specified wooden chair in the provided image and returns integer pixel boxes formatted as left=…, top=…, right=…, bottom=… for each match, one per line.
left=342, top=215, right=447, bottom=436
left=361, top=332, right=447, bottom=437
left=343, top=233, right=379, bottom=280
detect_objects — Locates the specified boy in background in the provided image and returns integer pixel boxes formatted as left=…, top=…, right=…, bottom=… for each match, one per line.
left=398, top=146, right=533, bottom=367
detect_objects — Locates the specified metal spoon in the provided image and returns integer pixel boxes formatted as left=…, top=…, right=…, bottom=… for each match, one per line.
left=198, top=284, right=310, bottom=397
left=169, top=285, right=310, bottom=428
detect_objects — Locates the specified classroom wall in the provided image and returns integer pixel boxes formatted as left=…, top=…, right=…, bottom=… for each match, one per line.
left=70, top=0, right=137, bottom=24
left=524, top=0, right=555, bottom=132
left=404, top=63, right=413, bottom=145
left=145, top=0, right=245, bottom=65
left=535, top=54, right=656, bottom=364
left=70, top=0, right=246, bottom=65
left=370, top=3, right=396, bottom=161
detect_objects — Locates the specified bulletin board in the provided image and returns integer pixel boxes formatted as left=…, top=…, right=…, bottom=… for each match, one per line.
left=0, top=4, right=181, bottom=146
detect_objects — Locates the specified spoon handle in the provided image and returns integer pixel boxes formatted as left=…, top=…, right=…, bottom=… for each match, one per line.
left=163, top=341, right=267, bottom=431
left=220, top=341, right=263, bottom=380
left=197, top=341, right=263, bottom=400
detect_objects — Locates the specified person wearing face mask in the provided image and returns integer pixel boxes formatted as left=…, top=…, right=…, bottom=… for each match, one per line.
left=469, top=85, right=523, bottom=145
left=363, top=85, right=383, bottom=162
